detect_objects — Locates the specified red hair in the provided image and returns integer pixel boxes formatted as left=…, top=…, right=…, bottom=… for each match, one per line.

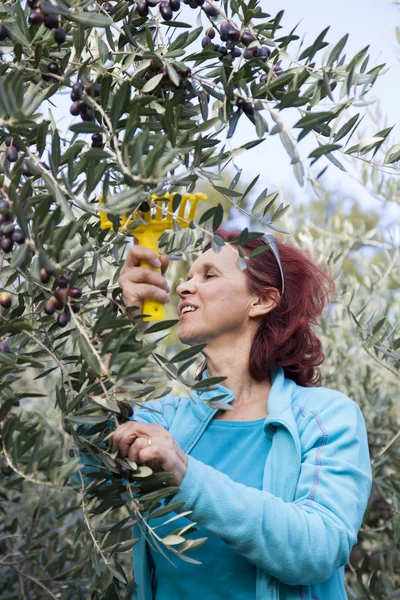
left=194, top=229, right=335, bottom=387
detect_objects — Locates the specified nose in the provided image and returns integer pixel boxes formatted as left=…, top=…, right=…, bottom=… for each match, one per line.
left=176, top=277, right=197, bottom=298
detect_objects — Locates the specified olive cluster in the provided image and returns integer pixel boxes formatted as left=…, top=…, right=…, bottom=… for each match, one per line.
left=136, top=0, right=181, bottom=20
left=0, top=199, right=25, bottom=254
left=40, top=272, right=83, bottom=328
left=28, top=0, right=66, bottom=46
left=69, top=81, right=101, bottom=123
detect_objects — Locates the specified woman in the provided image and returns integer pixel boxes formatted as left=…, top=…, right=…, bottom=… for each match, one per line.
left=114, top=229, right=372, bottom=600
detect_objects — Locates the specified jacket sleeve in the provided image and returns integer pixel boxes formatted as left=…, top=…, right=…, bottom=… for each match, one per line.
left=130, top=394, right=180, bottom=430
left=170, top=396, right=372, bottom=586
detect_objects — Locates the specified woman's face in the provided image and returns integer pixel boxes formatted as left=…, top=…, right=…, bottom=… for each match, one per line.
left=176, top=245, right=257, bottom=345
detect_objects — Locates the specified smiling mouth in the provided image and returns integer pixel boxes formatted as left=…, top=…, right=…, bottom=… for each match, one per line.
left=180, top=309, right=198, bottom=318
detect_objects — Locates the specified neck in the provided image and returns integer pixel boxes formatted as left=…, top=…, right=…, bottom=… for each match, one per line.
left=201, top=332, right=271, bottom=409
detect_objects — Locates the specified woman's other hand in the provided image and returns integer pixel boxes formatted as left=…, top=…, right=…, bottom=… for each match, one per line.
left=112, top=422, right=188, bottom=486
left=118, top=243, right=170, bottom=313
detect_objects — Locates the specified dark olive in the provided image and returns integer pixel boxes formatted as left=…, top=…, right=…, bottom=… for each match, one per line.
left=71, top=302, right=81, bottom=313
left=139, top=201, right=151, bottom=212
left=54, top=288, right=68, bottom=304
left=0, top=199, right=10, bottom=212
left=0, top=24, right=7, bottom=42
left=84, top=82, right=101, bottom=97
left=54, top=28, right=66, bottom=44
left=45, top=14, right=62, bottom=29
left=0, top=293, right=12, bottom=309
left=29, top=2, right=45, bottom=18
left=243, top=48, right=254, bottom=59
left=160, top=1, right=173, bottom=21
left=77, top=100, right=88, bottom=113
left=70, top=102, right=81, bottom=116
left=48, top=62, right=60, bottom=74
left=203, top=4, right=218, bottom=16
left=71, top=82, right=83, bottom=101
left=231, top=46, right=242, bottom=58
left=202, top=35, right=211, bottom=48
left=259, top=46, right=271, bottom=60
left=40, top=268, right=51, bottom=283
left=273, top=65, right=284, bottom=76
left=0, top=341, right=10, bottom=352
left=107, top=301, right=119, bottom=312
left=243, top=102, right=254, bottom=116
left=137, top=1, right=149, bottom=17
left=56, top=275, right=69, bottom=288
left=81, top=110, right=94, bottom=121
left=206, top=27, right=215, bottom=39
left=11, top=229, right=25, bottom=244
left=21, top=161, right=34, bottom=177
left=240, top=29, right=255, bottom=46
left=0, top=237, right=13, bottom=253
left=43, top=299, right=56, bottom=315
left=91, top=133, right=103, bottom=148
left=223, top=53, right=235, bottom=65
left=5, top=146, right=18, bottom=162
left=67, top=287, right=82, bottom=299
left=57, top=312, right=70, bottom=328
left=169, top=0, right=180, bottom=10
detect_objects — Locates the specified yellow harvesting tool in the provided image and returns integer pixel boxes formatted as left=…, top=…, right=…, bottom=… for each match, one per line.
left=99, top=192, right=207, bottom=321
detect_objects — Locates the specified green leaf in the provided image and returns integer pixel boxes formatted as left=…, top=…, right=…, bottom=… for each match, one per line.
left=142, top=73, right=164, bottom=93
left=308, top=143, right=342, bottom=160
left=251, top=189, right=278, bottom=216
left=68, top=11, right=113, bottom=28
left=69, top=122, right=103, bottom=134
left=143, top=319, right=179, bottom=334
left=384, top=144, right=400, bottom=164
left=327, top=34, right=349, bottom=66
left=111, top=81, right=131, bottom=128
left=50, top=129, right=61, bottom=174
left=333, top=113, right=360, bottom=143
left=212, top=185, right=242, bottom=198
left=298, top=26, right=330, bottom=63
left=294, top=111, right=333, bottom=130
left=161, top=534, right=186, bottom=546
left=76, top=328, right=102, bottom=376
left=170, top=344, right=208, bottom=364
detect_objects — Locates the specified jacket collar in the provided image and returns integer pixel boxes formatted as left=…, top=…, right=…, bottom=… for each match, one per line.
left=190, top=363, right=296, bottom=420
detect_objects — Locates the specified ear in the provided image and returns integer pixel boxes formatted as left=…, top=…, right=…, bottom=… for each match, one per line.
left=249, top=289, right=280, bottom=318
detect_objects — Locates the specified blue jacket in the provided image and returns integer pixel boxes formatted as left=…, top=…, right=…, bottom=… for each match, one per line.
left=131, top=364, right=372, bottom=600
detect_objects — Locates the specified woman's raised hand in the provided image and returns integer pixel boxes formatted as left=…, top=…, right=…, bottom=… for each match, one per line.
left=118, top=243, right=170, bottom=313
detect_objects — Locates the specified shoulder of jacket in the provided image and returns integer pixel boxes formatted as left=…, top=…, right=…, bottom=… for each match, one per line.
left=133, top=393, right=187, bottom=428
left=291, top=385, right=362, bottom=430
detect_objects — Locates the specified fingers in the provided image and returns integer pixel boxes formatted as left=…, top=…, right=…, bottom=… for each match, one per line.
left=112, top=422, right=167, bottom=457
left=118, top=245, right=170, bottom=310
left=122, top=244, right=169, bottom=273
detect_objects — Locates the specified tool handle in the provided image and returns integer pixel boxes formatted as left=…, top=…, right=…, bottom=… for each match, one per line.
left=135, top=231, right=166, bottom=322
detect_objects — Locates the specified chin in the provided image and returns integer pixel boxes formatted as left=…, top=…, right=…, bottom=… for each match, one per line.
left=178, top=327, right=205, bottom=346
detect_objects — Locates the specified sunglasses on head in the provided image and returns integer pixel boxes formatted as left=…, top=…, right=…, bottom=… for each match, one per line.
left=260, top=233, right=285, bottom=297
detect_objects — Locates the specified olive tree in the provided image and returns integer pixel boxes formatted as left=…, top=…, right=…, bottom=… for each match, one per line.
left=0, top=0, right=399, bottom=597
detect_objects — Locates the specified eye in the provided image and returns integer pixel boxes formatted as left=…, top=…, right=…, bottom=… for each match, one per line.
left=205, top=273, right=214, bottom=279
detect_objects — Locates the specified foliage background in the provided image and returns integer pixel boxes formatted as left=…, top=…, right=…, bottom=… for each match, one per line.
left=0, top=0, right=399, bottom=598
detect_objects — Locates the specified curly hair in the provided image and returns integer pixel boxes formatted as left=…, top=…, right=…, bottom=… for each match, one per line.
left=194, top=229, right=335, bottom=387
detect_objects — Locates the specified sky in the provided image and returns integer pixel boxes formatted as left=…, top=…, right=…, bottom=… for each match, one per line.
left=49, top=0, right=400, bottom=235
left=224, top=0, right=400, bottom=232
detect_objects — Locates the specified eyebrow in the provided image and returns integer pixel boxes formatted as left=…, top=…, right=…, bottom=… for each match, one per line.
left=187, top=263, right=222, bottom=279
